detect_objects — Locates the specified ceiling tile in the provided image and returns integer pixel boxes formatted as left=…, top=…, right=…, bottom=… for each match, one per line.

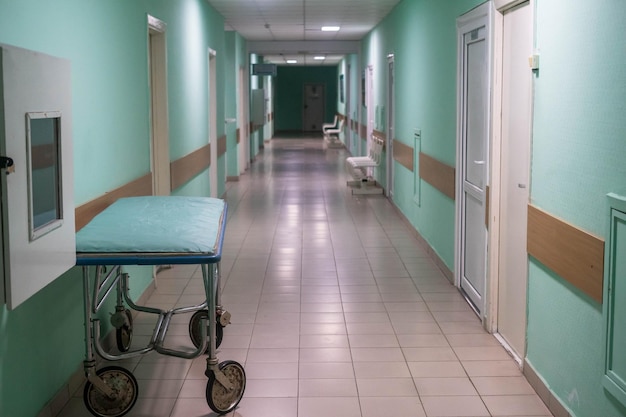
left=207, top=0, right=401, bottom=64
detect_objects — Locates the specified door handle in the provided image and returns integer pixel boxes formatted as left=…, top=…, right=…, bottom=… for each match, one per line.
left=518, top=183, right=527, bottom=188
left=0, top=156, right=14, bottom=174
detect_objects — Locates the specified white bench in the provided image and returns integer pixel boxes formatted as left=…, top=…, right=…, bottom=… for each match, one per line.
left=345, top=134, right=384, bottom=194
left=323, top=116, right=344, bottom=148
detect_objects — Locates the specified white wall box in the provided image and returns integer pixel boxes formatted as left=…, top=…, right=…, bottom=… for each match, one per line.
left=0, top=44, right=75, bottom=309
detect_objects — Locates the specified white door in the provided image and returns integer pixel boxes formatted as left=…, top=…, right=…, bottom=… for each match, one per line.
left=497, top=0, right=533, bottom=359
left=302, top=84, right=324, bottom=132
left=457, top=5, right=491, bottom=314
left=365, top=65, right=374, bottom=155
left=238, top=67, right=249, bottom=174
left=208, top=49, right=218, bottom=197
left=386, top=56, right=395, bottom=198
left=148, top=16, right=170, bottom=196
left=345, top=65, right=352, bottom=151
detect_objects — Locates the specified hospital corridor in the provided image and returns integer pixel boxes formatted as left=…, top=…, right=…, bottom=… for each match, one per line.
left=2, top=0, right=625, bottom=416
left=57, top=137, right=552, bottom=417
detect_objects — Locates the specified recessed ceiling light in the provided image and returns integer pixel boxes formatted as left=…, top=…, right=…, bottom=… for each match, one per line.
left=321, top=26, right=340, bottom=32
left=286, top=59, right=297, bottom=64
left=314, top=56, right=326, bottom=60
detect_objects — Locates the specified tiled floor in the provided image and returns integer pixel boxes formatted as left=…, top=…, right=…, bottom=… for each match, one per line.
left=57, top=137, right=553, bottom=417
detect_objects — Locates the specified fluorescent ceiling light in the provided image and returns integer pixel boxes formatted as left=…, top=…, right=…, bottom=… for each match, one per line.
left=314, top=56, right=326, bottom=60
left=321, top=26, right=340, bottom=32
left=286, top=59, right=297, bottom=64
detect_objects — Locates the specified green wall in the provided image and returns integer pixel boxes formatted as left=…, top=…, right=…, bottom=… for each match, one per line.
left=526, top=0, right=626, bottom=415
left=0, top=1, right=229, bottom=415
left=357, top=0, right=483, bottom=270
left=274, top=65, right=338, bottom=132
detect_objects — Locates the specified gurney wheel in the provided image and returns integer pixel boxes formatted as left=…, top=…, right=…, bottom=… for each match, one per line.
left=189, top=309, right=223, bottom=351
left=115, top=309, right=133, bottom=352
left=206, top=360, right=246, bottom=414
left=83, top=366, right=138, bottom=417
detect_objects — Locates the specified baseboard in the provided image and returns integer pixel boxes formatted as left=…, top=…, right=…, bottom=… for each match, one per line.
left=38, top=280, right=156, bottom=417
left=523, top=359, right=574, bottom=417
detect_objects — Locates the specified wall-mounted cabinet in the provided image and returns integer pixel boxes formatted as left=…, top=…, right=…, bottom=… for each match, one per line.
left=0, top=44, right=75, bottom=309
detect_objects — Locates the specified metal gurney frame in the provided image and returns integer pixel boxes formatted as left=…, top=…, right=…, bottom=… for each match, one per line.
left=75, top=196, right=246, bottom=417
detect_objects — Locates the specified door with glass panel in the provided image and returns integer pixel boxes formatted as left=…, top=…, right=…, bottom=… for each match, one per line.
left=457, top=5, right=490, bottom=314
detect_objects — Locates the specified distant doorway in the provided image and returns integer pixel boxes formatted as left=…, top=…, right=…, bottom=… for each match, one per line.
left=386, top=55, right=396, bottom=198
left=148, top=15, right=170, bottom=196
left=208, top=49, right=218, bottom=197
left=302, top=83, right=325, bottom=132
left=238, top=67, right=249, bottom=174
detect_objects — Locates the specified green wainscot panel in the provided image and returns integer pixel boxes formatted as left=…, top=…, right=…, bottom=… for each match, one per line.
left=603, top=193, right=626, bottom=406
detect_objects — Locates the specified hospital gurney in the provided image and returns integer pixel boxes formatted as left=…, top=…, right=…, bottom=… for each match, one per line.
left=76, top=196, right=246, bottom=416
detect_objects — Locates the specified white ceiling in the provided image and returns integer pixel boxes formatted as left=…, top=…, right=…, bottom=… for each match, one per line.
left=206, top=0, right=403, bottom=65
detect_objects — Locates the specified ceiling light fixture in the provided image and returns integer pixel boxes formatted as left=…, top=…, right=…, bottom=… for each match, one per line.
left=321, top=26, right=340, bottom=32
left=287, top=59, right=297, bottom=64
left=314, top=56, right=326, bottom=60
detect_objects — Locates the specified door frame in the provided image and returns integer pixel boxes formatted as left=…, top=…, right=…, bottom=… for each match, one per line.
left=454, top=2, right=494, bottom=316
left=455, top=0, right=536, bottom=345
left=345, top=64, right=352, bottom=150
left=386, top=54, right=395, bottom=198
left=148, top=15, right=170, bottom=196
left=485, top=0, right=535, bottom=362
left=238, top=67, right=249, bottom=174
left=208, top=48, right=218, bottom=197
left=365, top=65, right=374, bottom=156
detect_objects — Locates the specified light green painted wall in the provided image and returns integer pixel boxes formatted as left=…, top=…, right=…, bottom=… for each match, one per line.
left=527, top=0, right=626, bottom=415
left=532, top=1, right=626, bottom=234
left=0, top=1, right=228, bottom=415
left=359, top=0, right=483, bottom=269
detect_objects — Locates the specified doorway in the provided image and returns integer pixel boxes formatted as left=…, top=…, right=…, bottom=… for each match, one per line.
left=208, top=49, right=218, bottom=197
left=148, top=15, right=170, bottom=196
left=238, top=67, right=249, bottom=174
left=302, top=84, right=324, bottom=132
left=386, top=55, right=396, bottom=198
left=455, top=3, right=492, bottom=315
left=365, top=65, right=374, bottom=156
left=345, top=65, right=352, bottom=151
left=493, top=0, right=534, bottom=360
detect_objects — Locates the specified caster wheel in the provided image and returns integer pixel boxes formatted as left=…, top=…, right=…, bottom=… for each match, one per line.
left=206, top=360, right=246, bottom=414
left=83, top=366, right=138, bottom=417
left=189, top=309, right=223, bottom=351
left=115, top=309, right=133, bottom=352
